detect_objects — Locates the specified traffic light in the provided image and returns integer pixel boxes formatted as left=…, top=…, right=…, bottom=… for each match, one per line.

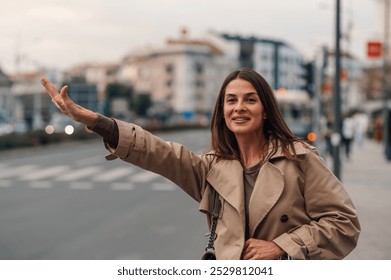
left=302, top=62, right=315, bottom=97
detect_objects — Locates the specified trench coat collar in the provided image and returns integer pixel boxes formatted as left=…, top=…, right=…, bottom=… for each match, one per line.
left=247, top=141, right=309, bottom=236
left=206, top=159, right=245, bottom=216
left=205, top=140, right=310, bottom=236
left=205, top=159, right=285, bottom=237
left=248, top=162, right=284, bottom=237
left=267, top=140, right=310, bottom=160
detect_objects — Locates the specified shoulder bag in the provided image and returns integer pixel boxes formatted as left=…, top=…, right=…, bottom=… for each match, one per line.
left=201, top=189, right=220, bottom=260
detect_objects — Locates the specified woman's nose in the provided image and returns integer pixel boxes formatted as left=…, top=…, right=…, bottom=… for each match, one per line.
left=234, top=101, right=246, bottom=112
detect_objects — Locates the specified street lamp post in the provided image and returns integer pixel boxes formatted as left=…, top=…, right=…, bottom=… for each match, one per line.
left=332, top=0, right=342, bottom=179
left=383, top=0, right=391, bottom=161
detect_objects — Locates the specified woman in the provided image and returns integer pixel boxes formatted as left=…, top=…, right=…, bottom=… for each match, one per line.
left=41, top=68, right=360, bottom=260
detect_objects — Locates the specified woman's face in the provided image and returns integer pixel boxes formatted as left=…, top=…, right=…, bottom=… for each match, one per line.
left=223, top=78, right=265, bottom=139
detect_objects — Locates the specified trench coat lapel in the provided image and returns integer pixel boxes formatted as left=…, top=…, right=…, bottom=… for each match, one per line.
left=247, top=141, right=309, bottom=237
left=248, top=160, right=285, bottom=237
left=206, top=159, right=245, bottom=216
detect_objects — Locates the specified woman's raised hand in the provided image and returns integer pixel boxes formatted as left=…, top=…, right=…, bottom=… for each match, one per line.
left=41, top=77, right=98, bottom=128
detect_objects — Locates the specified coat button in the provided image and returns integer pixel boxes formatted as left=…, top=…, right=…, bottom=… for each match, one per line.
left=280, top=214, right=289, bottom=223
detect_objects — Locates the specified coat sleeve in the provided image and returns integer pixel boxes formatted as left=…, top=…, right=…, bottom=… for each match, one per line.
left=273, top=150, right=361, bottom=259
left=102, top=119, right=210, bottom=202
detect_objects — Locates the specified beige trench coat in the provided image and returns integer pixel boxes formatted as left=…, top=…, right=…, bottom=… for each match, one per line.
left=104, top=120, right=360, bottom=260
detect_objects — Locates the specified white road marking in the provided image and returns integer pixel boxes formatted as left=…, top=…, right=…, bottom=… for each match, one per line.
left=70, top=182, right=93, bottom=190
left=130, top=171, right=160, bottom=183
left=0, top=180, right=12, bottom=188
left=30, top=181, right=53, bottom=189
left=19, top=165, right=70, bottom=180
left=0, top=165, right=39, bottom=179
left=75, top=156, right=103, bottom=166
left=111, top=182, right=134, bottom=190
left=93, top=167, right=134, bottom=182
left=55, top=166, right=102, bottom=181
left=151, top=182, right=176, bottom=191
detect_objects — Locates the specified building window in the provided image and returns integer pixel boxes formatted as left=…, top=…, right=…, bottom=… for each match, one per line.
left=194, top=80, right=204, bottom=88
left=165, top=64, right=174, bottom=74
left=194, top=63, right=204, bottom=74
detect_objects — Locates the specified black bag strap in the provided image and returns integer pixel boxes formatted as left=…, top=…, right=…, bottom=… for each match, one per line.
left=205, top=189, right=220, bottom=250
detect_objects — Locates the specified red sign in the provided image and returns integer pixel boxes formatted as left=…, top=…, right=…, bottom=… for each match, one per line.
left=340, top=68, right=348, bottom=81
left=367, top=41, right=383, bottom=58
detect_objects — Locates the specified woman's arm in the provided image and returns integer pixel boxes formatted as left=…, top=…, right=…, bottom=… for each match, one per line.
left=41, top=77, right=211, bottom=202
left=104, top=119, right=211, bottom=202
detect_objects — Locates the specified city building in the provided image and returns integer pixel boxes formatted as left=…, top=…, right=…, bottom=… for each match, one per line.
left=119, top=29, right=236, bottom=122
left=59, top=30, right=312, bottom=125
left=0, top=68, right=13, bottom=119
left=10, top=71, right=51, bottom=131
left=67, top=63, right=120, bottom=107
left=0, top=68, right=14, bottom=134
left=216, top=33, right=306, bottom=91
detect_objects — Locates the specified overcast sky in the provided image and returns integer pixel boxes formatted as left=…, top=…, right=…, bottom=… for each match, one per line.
left=0, top=0, right=381, bottom=74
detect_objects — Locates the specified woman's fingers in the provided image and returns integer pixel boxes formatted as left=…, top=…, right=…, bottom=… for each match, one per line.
left=59, top=85, right=70, bottom=100
left=41, top=76, right=97, bottom=126
left=41, top=78, right=72, bottom=114
left=40, top=77, right=60, bottom=99
left=51, top=98, right=62, bottom=111
left=59, top=85, right=72, bottom=108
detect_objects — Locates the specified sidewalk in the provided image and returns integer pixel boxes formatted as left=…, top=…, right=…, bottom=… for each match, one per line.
left=335, top=139, right=391, bottom=259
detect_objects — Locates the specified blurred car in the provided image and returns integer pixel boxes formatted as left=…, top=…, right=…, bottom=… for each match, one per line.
left=0, top=122, right=13, bottom=136
left=45, top=114, right=80, bottom=136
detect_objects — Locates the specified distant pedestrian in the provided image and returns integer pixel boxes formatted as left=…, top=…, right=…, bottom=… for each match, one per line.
left=40, top=68, right=360, bottom=260
left=373, top=115, right=384, bottom=143
left=353, top=109, right=369, bottom=148
left=323, top=118, right=334, bottom=158
left=342, top=112, right=355, bottom=160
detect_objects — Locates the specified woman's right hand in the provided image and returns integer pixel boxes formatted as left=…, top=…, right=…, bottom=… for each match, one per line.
left=41, top=77, right=98, bottom=128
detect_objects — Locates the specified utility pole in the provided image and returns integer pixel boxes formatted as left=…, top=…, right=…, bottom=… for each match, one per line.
left=383, top=0, right=391, bottom=161
left=332, top=0, right=342, bottom=179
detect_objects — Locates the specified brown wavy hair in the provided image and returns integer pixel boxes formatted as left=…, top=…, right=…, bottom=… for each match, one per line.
left=210, top=68, right=303, bottom=161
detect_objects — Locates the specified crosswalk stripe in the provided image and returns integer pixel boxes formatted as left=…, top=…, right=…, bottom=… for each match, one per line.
left=0, top=180, right=12, bottom=188
left=55, top=166, right=102, bottom=181
left=70, top=182, right=94, bottom=190
left=130, top=171, right=160, bottom=183
left=19, top=165, right=70, bottom=180
left=111, top=182, right=134, bottom=190
left=0, top=163, right=179, bottom=192
left=151, top=183, right=176, bottom=191
left=93, top=167, right=134, bottom=182
left=30, top=181, right=53, bottom=189
left=75, top=156, right=103, bottom=166
left=0, top=164, right=39, bottom=179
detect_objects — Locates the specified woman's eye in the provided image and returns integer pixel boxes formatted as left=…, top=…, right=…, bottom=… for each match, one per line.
left=226, top=98, right=236, bottom=103
left=247, top=98, right=256, bottom=103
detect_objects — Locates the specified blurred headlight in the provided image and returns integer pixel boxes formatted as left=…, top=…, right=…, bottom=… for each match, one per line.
left=65, top=125, right=74, bottom=135
left=45, top=125, right=55, bottom=135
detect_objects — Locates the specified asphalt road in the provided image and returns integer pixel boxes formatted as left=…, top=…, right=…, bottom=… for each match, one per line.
left=0, top=128, right=210, bottom=260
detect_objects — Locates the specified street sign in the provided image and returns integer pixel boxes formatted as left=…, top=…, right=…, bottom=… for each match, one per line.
left=367, top=41, right=383, bottom=58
